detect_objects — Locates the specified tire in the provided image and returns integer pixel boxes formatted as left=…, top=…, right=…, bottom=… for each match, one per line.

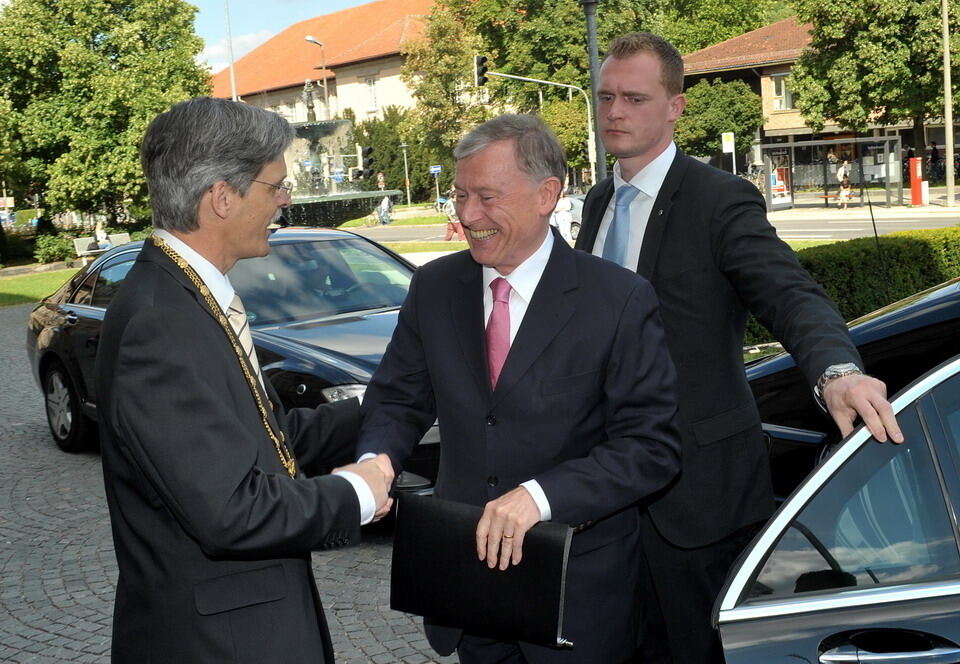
left=43, top=362, right=95, bottom=453
left=570, top=222, right=581, bottom=241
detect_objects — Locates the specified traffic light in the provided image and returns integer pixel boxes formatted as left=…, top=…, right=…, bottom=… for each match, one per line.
left=353, top=146, right=374, bottom=180
left=474, top=55, right=489, bottom=87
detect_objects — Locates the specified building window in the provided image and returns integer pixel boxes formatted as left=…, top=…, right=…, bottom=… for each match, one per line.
left=772, top=75, right=795, bottom=111
left=365, top=77, right=378, bottom=112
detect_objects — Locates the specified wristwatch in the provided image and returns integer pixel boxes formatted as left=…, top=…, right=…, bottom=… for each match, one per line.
left=815, top=362, right=863, bottom=400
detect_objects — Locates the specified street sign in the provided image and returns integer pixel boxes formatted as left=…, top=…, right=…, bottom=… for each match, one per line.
left=721, top=132, right=735, bottom=153
left=430, top=165, right=442, bottom=175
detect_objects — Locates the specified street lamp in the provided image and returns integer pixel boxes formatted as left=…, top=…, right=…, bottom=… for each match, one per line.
left=400, top=142, right=411, bottom=206
left=578, top=0, right=606, bottom=182
left=304, top=35, right=329, bottom=120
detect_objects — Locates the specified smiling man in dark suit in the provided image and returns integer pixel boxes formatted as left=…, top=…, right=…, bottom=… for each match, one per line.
left=95, top=97, right=393, bottom=663
left=358, top=114, right=681, bottom=663
left=575, top=32, right=902, bottom=663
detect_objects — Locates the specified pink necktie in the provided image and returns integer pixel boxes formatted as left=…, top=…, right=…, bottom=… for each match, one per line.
left=486, top=277, right=512, bottom=388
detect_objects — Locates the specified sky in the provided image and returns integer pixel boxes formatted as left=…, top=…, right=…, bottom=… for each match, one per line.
left=194, top=0, right=367, bottom=74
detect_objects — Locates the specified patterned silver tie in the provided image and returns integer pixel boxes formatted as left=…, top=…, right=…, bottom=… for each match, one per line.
left=227, top=294, right=266, bottom=392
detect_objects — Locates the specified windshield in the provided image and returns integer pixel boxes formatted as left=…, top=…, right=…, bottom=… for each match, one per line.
left=229, top=238, right=413, bottom=325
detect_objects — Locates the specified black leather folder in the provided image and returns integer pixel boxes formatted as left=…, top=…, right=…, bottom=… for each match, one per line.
left=390, top=492, right=574, bottom=648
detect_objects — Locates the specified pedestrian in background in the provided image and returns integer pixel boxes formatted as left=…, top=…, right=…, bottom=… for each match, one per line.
left=442, top=187, right=464, bottom=240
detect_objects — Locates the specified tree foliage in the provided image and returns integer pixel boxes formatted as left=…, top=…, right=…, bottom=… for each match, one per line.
left=399, top=2, right=489, bottom=199
left=0, top=0, right=210, bottom=220
left=789, top=0, right=959, bottom=153
left=397, top=0, right=791, bottom=185
left=675, top=78, right=762, bottom=160
left=648, top=0, right=787, bottom=54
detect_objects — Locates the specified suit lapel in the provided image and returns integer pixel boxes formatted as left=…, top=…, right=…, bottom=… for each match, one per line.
left=451, top=258, right=491, bottom=396
left=142, top=238, right=286, bottom=434
left=576, top=177, right=614, bottom=253
left=635, top=150, right=688, bottom=280
left=492, top=234, right=577, bottom=407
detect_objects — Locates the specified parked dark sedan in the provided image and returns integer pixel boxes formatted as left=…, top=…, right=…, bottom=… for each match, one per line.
left=26, top=228, right=438, bottom=490
left=718, top=352, right=960, bottom=663
left=748, top=277, right=960, bottom=500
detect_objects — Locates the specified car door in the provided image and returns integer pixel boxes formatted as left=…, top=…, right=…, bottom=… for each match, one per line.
left=717, top=357, right=960, bottom=664
left=61, top=252, right=138, bottom=409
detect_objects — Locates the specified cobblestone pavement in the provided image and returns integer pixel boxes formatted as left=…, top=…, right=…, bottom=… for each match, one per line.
left=1, top=302, right=455, bottom=663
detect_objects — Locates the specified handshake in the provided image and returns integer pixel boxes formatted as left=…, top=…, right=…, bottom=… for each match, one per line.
left=335, top=453, right=395, bottom=522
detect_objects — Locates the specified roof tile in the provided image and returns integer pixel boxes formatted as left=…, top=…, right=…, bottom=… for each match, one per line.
left=683, top=17, right=812, bottom=75
left=212, top=0, right=433, bottom=98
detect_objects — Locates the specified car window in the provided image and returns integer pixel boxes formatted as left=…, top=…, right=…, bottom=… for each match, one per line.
left=89, top=259, right=136, bottom=308
left=229, top=238, right=413, bottom=325
left=744, top=406, right=960, bottom=603
left=71, top=270, right=98, bottom=306
left=932, top=374, right=960, bottom=455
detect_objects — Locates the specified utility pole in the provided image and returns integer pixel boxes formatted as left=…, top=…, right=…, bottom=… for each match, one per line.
left=942, top=0, right=955, bottom=206
left=485, top=70, right=598, bottom=184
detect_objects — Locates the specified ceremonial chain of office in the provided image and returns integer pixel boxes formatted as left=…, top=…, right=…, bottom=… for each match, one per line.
left=152, top=235, right=297, bottom=478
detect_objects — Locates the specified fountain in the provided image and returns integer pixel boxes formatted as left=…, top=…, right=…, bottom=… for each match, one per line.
left=282, top=119, right=401, bottom=227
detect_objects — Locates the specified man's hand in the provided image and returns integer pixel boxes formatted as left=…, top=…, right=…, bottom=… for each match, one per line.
left=475, top=487, right=541, bottom=571
left=823, top=373, right=903, bottom=443
left=335, top=455, right=394, bottom=521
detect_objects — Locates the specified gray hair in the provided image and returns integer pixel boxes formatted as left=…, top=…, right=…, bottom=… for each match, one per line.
left=453, top=114, right=566, bottom=183
left=606, top=33, right=685, bottom=96
left=140, top=97, right=294, bottom=232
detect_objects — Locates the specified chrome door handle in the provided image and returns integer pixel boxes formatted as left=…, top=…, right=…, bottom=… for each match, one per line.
left=821, top=645, right=960, bottom=663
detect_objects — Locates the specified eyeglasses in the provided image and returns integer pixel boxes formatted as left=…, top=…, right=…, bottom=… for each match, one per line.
left=251, top=179, right=293, bottom=195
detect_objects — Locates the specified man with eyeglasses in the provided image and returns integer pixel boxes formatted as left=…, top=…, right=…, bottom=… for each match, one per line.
left=95, top=97, right=393, bottom=664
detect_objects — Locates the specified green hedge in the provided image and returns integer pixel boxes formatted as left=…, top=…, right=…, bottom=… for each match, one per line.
left=33, top=234, right=75, bottom=264
left=745, top=226, right=960, bottom=345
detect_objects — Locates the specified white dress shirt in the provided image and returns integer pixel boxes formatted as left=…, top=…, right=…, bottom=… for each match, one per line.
left=154, top=230, right=376, bottom=525
left=482, top=230, right=555, bottom=522
left=592, top=142, right=676, bottom=268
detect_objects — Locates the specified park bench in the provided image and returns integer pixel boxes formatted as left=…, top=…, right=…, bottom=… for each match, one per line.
left=108, top=232, right=131, bottom=246
left=72, top=237, right=107, bottom=265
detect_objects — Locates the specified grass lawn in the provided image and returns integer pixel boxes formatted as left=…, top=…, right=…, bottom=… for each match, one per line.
left=0, top=268, right=78, bottom=307
left=384, top=241, right=468, bottom=253
left=340, top=214, right=445, bottom=229
left=786, top=239, right=838, bottom=251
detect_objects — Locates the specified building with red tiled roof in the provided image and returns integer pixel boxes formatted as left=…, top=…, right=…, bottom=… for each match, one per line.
left=682, top=17, right=925, bottom=147
left=212, top=0, right=434, bottom=122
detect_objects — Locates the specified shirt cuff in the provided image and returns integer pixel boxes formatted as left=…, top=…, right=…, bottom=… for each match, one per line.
left=521, top=479, right=552, bottom=522
left=333, top=470, right=376, bottom=525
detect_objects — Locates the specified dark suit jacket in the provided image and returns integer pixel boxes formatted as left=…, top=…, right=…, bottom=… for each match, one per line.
left=96, top=239, right=362, bottom=664
left=576, top=151, right=861, bottom=548
left=359, top=232, right=681, bottom=663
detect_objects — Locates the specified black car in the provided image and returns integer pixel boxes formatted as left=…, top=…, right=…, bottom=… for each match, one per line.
left=26, top=228, right=438, bottom=490
left=749, top=277, right=960, bottom=500
left=717, top=353, right=960, bottom=662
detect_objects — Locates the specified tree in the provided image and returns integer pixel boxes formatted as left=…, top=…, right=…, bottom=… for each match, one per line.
left=675, top=78, right=762, bottom=162
left=351, top=106, right=413, bottom=198
left=789, top=0, right=959, bottom=156
left=0, top=0, right=210, bottom=222
left=647, top=0, right=787, bottom=54
left=400, top=2, right=489, bottom=200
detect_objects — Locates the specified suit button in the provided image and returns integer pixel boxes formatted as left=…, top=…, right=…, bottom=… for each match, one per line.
left=486, top=415, right=497, bottom=426
left=487, top=475, right=499, bottom=487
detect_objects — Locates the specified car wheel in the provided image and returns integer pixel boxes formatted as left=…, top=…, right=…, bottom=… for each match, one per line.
left=43, top=362, right=94, bottom=453
left=570, top=222, right=580, bottom=241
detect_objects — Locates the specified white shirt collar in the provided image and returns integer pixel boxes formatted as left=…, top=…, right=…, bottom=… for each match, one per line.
left=153, top=229, right=235, bottom=312
left=613, top=141, right=676, bottom=199
left=481, top=228, right=554, bottom=303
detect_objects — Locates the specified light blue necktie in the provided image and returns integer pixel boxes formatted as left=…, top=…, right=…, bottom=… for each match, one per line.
left=602, top=183, right=640, bottom=268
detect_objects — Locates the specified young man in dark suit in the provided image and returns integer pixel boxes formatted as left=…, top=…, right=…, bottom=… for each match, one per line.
left=358, top=114, right=682, bottom=663
left=95, top=97, right=393, bottom=663
left=575, top=32, right=902, bottom=663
